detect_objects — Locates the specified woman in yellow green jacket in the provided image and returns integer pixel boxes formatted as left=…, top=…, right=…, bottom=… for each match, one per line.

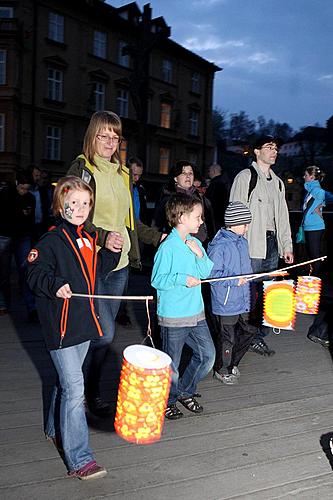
left=67, top=111, right=161, bottom=417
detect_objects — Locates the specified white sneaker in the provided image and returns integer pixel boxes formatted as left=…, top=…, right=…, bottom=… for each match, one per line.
left=232, top=366, right=240, bottom=378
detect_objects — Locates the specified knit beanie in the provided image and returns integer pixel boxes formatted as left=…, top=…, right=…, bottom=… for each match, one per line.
left=224, top=201, right=252, bottom=226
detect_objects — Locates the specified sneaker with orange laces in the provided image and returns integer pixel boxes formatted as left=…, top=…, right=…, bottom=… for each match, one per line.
left=68, top=460, right=107, bottom=480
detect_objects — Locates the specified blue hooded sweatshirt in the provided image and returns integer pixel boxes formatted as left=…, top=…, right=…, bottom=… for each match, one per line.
left=303, top=180, right=325, bottom=231
left=207, top=228, right=253, bottom=316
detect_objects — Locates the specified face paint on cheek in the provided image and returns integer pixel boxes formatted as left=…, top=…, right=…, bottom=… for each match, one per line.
left=64, top=202, right=74, bottom=220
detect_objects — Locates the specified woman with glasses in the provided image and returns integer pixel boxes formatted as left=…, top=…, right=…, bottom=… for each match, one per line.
left=67, top=111, right=162, bottom=417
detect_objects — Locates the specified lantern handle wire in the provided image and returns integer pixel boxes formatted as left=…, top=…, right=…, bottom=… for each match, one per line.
left=142, top=297, right=155, bottom=349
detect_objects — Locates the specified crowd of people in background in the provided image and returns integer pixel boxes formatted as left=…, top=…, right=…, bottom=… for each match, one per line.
left=0, top=110, right=331, bottom=480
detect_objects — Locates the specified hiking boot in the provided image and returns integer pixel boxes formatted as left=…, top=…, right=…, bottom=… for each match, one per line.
left=249, top=339, right=275, bottom=356
left=68, top=460, right=107, bottom=480
left=307, top=334, right=329, bottom=349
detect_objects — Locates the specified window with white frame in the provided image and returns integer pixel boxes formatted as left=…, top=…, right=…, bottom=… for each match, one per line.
left=48, top=12, right=64, bottom=43
left=0, top=50, right=6, bottom=85
left=46, top=125, right=61, bottom=160
left=93, top=82, right=105, bottom=111
left=47, top=68, right=63, bottom=101
left=160, top=102, right=171, bottom=128
left=159, top=147, right=170, bottom=174
left=189, top=110, right=199, bottom=136
left=162, top=59, right=172, bottom=83
left=93, top=30, right=107, bottom=59
left=0, top=7, right=13, bottom=18
left=117, top=89, right=129, bottom=117
left=191, top=72, right=200, bottom=93
left=118, top=40, right=130, bottom=67
left=0, top=114, right=4, bottom=151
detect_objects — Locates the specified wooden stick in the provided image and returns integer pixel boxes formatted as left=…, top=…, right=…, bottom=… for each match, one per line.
left=200, top=255, right=327, bottom=285
left=71, top=293, right=154, bottom=301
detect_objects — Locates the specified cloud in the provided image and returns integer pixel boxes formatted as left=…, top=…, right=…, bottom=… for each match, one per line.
left=248, top=52, right=276, bottom=64
left=183, top=35, right=246, bottom=52
left=193, top=0, right=227, bottom=6
left=318, top=74, right=333, bottom=81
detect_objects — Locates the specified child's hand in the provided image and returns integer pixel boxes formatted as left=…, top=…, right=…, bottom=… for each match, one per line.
left=186, top=276, right=201, bottom=287
left=185, top=239, right=203, bottom=258
left=56, top=283, right=72, bottom=299
left=105, top=231, right=124, bottom=252
left=237, top=277, right=247, bottom=286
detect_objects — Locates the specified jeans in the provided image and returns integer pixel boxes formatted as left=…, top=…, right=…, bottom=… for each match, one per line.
left=0, top=236, right=12, bottom=309
left=161, top=320, right=215, bottom=405
left=46, top=341, right=94, bottom=472
left=85, top=265, right=129, bottom=399
left=13, top=236, right=35, bottom=313
left=251, top=232, right=279, bottom=341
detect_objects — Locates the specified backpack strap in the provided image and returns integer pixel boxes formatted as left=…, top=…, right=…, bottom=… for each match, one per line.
left=247, top=165, right=282, bottom=202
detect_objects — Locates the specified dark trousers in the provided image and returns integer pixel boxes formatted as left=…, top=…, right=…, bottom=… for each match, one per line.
left=214, top=313, right=257, bottom=374
left=305, top=229, right=324, bottom=276
left=251, top=232, right=279, bottom=341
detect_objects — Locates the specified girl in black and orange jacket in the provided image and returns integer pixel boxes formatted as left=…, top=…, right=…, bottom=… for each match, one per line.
left=27, top=176, right=120, bottom=481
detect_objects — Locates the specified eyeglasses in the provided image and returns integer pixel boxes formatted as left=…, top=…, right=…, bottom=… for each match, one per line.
left=261, top=144, right=278, bottom=152
left=96, top=134, right=122, bottom=144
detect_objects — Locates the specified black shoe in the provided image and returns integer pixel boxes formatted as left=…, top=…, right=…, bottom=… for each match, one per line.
left=87, top=397, right=111, bottom=417
left=249, top=340, right=275, bottom=356
left=116, top=312, right=132, bottom=327
left=165, top=403, right=183, bottom=420
left=307, top=334, right=329, bottom=349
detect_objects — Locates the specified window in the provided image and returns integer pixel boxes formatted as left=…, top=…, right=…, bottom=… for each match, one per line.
left=0, top=50, right=6, bottom=85
left=0, top=7, right=13, bottom=18
left=162, top=59, right=172, bottom=83
left=46, top=126, right=61, bottom=160
left=189, top=110, right=199, bottom=136
left=159, top=147, right=170, bottom=174
left=48, top=12, right=64, bottom=43
left=93, top=30, right=107, bottom=59
left=118, top=40, right=130, bottom=67
left=160, top=103, right=171, bottom=128
left=0, top=114, right=4, bottom=151
left=93, top=82, right=105, bottom=111
left=117, top=89, right=129, bottom=118
left=191, top=72, right=200, bottom=93
left=119, top=138, right=127, bottom=165
left=188, top=152, right=198, bottom=166
left=47, top=68, right=63, bottom=101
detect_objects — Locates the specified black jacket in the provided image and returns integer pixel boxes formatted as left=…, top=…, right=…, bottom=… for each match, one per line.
left=26, top=220, right=120, bottom=351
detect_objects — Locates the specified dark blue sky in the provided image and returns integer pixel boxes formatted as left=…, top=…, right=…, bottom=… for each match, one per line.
left=110, top=0, right=332, bottom=131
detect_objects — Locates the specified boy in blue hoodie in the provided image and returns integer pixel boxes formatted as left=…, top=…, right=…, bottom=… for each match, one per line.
left=208, top=201, right=258, bottom=385
left=151, top=193, right=215, bottom=420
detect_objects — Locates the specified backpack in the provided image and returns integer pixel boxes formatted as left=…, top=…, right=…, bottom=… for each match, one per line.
left=247, top=164, right=283, bottom=202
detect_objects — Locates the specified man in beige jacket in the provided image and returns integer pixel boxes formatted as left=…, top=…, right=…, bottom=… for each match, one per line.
left=229, top=135, right=293, bottom=355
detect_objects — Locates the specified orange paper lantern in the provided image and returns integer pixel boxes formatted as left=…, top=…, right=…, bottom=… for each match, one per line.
left=115, top=345, right=172, bottom=445
left=263, top=280, right=296, bottom=330
left=295, top=276, right=321, bottom=314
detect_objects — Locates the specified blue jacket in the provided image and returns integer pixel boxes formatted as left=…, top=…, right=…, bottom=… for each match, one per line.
left=207, top=228, right=253, bottom=316
left=303, top=180, right=325, bottom=231
left=151, top=228, right=213, bottom=319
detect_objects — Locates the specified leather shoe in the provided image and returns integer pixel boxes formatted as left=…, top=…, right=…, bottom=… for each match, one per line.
left=87, top=397, right=111, bottom=417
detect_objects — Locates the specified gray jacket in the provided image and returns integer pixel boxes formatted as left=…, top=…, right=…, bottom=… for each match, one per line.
left=229, top=161, right=293, bottom=259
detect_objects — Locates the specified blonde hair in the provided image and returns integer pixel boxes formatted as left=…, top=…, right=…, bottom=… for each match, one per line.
left=83, top=111, right=123, bottom=171
left=52, top=176, right=94, bottom=216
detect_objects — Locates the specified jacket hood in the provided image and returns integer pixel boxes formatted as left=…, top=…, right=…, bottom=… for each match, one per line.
left=304, top=179, right=321, bottom=193
left=208, top=228, right=243, bottom=249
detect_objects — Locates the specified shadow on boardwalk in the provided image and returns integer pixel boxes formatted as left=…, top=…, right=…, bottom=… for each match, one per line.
left=1, top=273, right=333, bottom=499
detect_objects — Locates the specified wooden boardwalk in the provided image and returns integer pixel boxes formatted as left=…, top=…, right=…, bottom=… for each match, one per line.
left=1, top=274, right=333, bottom=499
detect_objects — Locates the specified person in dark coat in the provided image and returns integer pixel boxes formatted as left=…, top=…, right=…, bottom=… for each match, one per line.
left=27, top=176, right=120, bottom=480
left=205, top=163, right=231, bottom=232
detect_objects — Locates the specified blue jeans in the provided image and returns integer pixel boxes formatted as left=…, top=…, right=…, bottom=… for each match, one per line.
left=46, top=341, right=94, bottom=472
left=251, top=232, right=279, bottom=341
left=85, top=265, right=129, bottom=399
left=161, top=320, right=215, bottom=405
